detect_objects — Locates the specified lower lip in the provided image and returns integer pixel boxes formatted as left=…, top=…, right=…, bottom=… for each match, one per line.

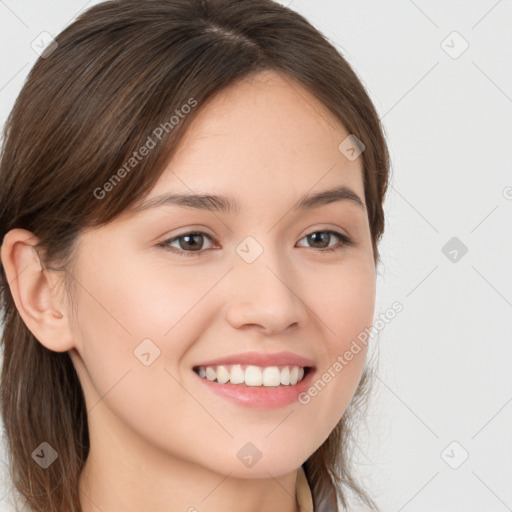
left=194, top=368, right=316, bottom=409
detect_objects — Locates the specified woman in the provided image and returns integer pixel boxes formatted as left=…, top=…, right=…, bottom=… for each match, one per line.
left=0, top=0, right=390, bottom=510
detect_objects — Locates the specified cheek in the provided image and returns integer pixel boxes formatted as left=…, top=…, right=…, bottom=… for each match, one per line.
left=296, top=257, right=375, bottom=436
left=307, top=255, right=376, bottom=354
left=71, top=254, right=217, bottom=399
left=74, top=249, right=202, bottom=347
left=69, top=261, right=215, bottom=458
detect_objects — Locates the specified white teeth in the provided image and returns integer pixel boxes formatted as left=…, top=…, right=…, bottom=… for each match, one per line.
left=290, top=366, right=299, bottom=385
left=230, top=364, right=245, bottom=384
left=280, top=366, right=290, bottom=385
left=245, top=365, right=263, bottom=386
left=195, top=364, right=308, bottom=386
left=216, top=365, right=230, bottom=384
left=262, top=366, right=281, bottom=387
left=205, top=367, right=216, bottom=381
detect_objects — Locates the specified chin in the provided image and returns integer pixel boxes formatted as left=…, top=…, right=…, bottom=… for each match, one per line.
left=207, top=450, right=306, bottom=479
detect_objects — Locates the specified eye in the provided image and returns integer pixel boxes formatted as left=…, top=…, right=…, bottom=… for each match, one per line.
left=158, top=229, right=353, bottom=257
left=157, top=231, right=218, bottom=257
left=296, top=230, right=353, bottom=253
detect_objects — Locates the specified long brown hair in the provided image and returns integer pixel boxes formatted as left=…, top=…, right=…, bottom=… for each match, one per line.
left=0, top=0, right=390, bottom=510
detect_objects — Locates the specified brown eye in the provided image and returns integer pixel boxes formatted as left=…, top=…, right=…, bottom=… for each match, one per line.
left=176, top=233, right=205, bottom=251
left=306, top=231, right=331, bottom=249
left=296, top=230, right=353, bottom=252
left=158, top=231, right=217, bottom=256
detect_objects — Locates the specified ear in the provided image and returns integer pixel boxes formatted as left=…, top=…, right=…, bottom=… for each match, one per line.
left=0, top=228, right=75, bottom=352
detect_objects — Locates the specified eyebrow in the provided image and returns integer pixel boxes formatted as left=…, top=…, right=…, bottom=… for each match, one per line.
left=131, top=185, right=366, bottom=214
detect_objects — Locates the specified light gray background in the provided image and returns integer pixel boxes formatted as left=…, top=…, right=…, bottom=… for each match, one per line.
left=1, top=1, right=511, bottom=511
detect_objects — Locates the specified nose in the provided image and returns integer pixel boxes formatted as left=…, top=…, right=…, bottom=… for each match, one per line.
left=224, top=243, right=309, bottom=334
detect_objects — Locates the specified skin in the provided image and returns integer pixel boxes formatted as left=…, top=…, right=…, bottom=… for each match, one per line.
left=1, top=69, right=376, bottom=512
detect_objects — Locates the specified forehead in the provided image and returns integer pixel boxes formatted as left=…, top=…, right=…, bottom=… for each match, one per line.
left=133, top=69, right=364, bottom=213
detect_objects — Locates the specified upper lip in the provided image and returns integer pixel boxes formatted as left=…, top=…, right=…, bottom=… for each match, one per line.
left=194, top=351, right=315, bottom=369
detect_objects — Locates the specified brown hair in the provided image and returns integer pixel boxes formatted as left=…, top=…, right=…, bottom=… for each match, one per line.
left=0, top=0, right=390, bottom=510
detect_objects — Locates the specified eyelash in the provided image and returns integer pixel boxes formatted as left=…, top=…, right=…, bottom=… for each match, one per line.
left=157, top=229, right=353, bottom=257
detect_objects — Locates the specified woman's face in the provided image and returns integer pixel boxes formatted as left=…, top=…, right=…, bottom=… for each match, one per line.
left=67, top=69, right=376, bottom=478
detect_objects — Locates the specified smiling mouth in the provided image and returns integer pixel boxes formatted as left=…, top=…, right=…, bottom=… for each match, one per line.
left=193, top=364, right=312, bottom=387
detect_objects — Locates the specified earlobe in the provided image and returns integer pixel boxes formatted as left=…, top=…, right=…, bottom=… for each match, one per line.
left=0, top=228, right=75, bottom=353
